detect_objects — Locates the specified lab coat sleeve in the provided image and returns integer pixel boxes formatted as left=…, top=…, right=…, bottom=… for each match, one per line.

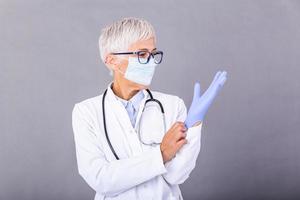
left=72, top=103, right=167, bottom=197
left=162, top=97, right=203, bottom=185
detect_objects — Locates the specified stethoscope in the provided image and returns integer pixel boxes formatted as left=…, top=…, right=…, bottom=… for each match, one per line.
left=102, top=88, right=166, bottom=160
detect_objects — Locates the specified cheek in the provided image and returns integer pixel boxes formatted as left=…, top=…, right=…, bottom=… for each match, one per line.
left=118, top=58, right=128, bottom=71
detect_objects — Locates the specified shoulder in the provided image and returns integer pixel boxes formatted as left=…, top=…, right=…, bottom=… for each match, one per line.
left=72, top=94, right=103, bottom=119
left=150, top=89, right=177, bottom=99
left=150, top=90, right=187, bottom=111
left=149, top=89, right=187, bottom=124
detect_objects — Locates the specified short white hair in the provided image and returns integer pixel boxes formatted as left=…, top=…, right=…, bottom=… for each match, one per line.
left=98, top=17, right=156, bottom=75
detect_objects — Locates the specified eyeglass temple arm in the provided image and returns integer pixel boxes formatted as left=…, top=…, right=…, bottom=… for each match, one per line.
left=111, top=52, right=137, bottom=55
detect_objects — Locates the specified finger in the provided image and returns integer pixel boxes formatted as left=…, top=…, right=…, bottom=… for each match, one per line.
left=176, top=138, right=188, bottom=150
left=215, top=71, right=227, bottom=88
left=209, top=70, right=227, bottom=91
left=211, top=71, right=227, bottom=95
left=176, top=132, right=187, bottom=141
left=193, top=82, right=201, bottom=101
left=207, top=71, right=222, bottom=91
left=169, top=121, right=184, bottom=133
left=174, top=127, right=186, bottom=139
left=172, top=128, right=186, bottom=141
left=218, top=71, right=227, bottom=81
left=175, top=123, right=187, bottom=132
left=218, top=74, right=227, bottom=86
left=168, top=121, right=185, bottom=133
left=202, top=71, right=226, bottom=99
left=174, top=121, right=184, bottom=129
left=211, top=71, right=222, bottom=86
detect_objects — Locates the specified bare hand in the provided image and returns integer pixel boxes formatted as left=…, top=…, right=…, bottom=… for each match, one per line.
left=160, top=122, right=187, bottom=163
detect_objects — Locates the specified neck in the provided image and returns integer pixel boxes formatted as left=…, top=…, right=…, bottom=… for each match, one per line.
left=111, top=79, right=140, bottom=101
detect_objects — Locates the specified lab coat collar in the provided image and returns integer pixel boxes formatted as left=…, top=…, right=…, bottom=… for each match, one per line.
left=114, top=89, right=144, bottom=112
left=105, top=81, right=151, bottom=132
left=106, top=81, right=150, bottom=104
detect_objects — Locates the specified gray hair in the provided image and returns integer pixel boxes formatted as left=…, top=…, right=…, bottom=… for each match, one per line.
left=98, top=17, right=156, bottom=75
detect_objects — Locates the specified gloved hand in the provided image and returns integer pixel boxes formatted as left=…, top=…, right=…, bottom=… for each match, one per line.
left=184, top=71, right=227, bottom=128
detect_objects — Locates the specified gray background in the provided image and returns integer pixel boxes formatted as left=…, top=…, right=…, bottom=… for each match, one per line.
left=1, top=0, right=300, bottom=199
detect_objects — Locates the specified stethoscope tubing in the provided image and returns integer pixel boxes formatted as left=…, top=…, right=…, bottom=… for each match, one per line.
left=102, top=88, right=165, bottom=160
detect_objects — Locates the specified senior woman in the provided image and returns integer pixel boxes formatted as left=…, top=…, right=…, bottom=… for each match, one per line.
left=72, top=17, right=227, bottom=200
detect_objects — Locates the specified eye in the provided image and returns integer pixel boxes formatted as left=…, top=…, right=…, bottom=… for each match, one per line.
left=139, top=51, right=148, bottom=57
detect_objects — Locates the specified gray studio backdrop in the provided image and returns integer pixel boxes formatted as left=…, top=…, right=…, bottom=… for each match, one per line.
left=1, top=0, right=300, bottom=199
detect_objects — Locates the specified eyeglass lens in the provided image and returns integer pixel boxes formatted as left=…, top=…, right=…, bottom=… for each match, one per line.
left=137, top=50, right=163, bottom=64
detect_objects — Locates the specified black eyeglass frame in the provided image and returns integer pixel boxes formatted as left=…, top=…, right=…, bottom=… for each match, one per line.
left=111, top=50, right=164, bottom=64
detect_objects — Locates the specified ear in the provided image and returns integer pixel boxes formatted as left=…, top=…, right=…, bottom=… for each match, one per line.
left=105, top=54, right=120, bottom=71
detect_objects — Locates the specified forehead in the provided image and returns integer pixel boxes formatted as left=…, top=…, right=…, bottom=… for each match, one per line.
left=127, top=37, right=156, bottom=51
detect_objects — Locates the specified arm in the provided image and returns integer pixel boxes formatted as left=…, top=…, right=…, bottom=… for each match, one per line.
left=162, top=97, right=203, bottom=185
left=163, top=70, right=227, bottom=185
left=72, top=104, right=167, bottom=197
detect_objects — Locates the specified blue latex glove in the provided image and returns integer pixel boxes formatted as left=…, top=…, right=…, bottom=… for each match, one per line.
left=184, top=71, right=227, bottom=128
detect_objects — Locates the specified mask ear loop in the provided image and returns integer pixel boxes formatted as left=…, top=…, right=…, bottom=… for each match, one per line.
left=115, top=55, right=128, bottom=75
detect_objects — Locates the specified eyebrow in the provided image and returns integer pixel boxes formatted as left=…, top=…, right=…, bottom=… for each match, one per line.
left=138, top=48, right=157, bottom=52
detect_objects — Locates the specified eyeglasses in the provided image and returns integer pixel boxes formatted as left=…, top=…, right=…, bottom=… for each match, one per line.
left=111, top=50, right=163, bottom=64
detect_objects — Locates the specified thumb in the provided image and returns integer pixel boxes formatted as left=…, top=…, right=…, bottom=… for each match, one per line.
left=193, top=82, right=201, bottom=101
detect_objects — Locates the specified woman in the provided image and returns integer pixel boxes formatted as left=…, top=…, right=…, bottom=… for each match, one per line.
left=72, top=17, right=227, bottom=200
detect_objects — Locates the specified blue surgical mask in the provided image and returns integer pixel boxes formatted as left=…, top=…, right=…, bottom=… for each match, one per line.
left=118, top=56, right=158, bottom=86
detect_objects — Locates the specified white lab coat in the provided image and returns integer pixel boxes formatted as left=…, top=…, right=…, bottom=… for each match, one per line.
left=72, top=82, right=203, bottom=200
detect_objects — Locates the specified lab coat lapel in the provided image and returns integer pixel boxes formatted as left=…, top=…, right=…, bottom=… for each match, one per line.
left=103, top=87, right=132, bottom=160
left=134, top=89, right=150, bottom=130
left=106, top=85, right=133, bottom=131
left=105, top=82, right=148, bottom=156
